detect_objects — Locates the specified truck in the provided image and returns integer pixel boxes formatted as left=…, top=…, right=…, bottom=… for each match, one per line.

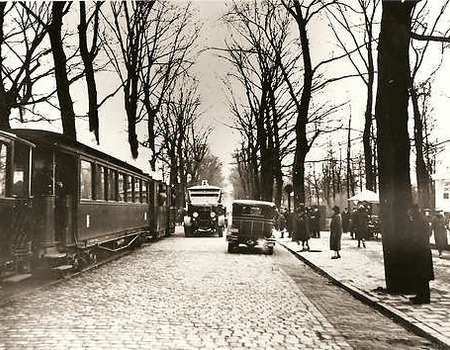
left=183, top=180, right=226, bottom=237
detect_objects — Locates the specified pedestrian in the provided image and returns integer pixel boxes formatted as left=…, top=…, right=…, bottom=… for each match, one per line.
left=350, top=208, right=358, bottom=239
left=342, top=207, right=350, bottom=234
left=432, top=210, right=448, bottom=258
left=330, top=206, right=342, bottom=259
left=354, top=205, right=368, bottom=248
left=278, top=211, right=286, bottom=238
left=408, top=204, right=434, bottom=304
left=309, top=206, right=321, bottom=238
left=286, top=210, right=293, bottom=238
left=292, top=204, right=310, bottom=251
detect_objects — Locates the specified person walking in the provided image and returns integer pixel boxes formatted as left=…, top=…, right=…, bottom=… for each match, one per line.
left=309, top=206, right=321, bottom=238
left=354, top=205, right=368, bottom=248
left=278, top=211, right=286, bottom=239
left=286, top=210, right=293, bottom=238
left=292, top=204, right=310, bottom=251
left=432, top=210, right=448, bottom=258
left=330, top=206, right=342, bottom=259
left=408, top=204, right=434, bottom=304
left=342, top=207, right=350, bottom=234
left=350, top=208, right=358, bottom=239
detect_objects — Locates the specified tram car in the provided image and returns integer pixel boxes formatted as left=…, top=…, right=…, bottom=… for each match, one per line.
left=0, top=129, right=175, bottom=281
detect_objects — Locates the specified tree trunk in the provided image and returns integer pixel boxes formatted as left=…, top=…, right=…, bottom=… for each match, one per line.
left=410, top=84, right=431, bottom=209
left=293, top=6, right=312, bottom=208
left=78, top=2, right=101, bottom=144
left=364, top=20, right=376, bottom=192
left=48, top=2, right=76, bottom=140
left=375, top=1, right=416, bottom=294
left=270, top=86, right=283, bottom=208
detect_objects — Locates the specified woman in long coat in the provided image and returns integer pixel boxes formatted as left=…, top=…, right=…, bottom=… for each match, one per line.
left=293, top=206, right=310, bottom=251
left=354, top=206, right=368, bottom=248
left=408, top=204, right=434, bottom=304
left=330, top=206, right=342, bottom=259
left=432, top=211, right=448, bottom=258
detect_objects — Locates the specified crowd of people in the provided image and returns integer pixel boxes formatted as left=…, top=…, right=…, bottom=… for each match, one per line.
left=276, top=203, right=449, bottom=305
left=277, top=203, right=376, bottom=255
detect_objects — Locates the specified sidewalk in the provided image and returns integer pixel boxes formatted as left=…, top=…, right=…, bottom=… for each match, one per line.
left=277, top=231, right=450, bottom=349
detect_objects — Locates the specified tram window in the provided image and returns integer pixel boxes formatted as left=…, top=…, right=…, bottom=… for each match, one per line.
left=118, top=173, right=125, bottom=201
left=96, top=165, right=105, bottom=200
left=107, top=169, right=117, bottom=201
left=127, top=176, right=134, bottom=202
left=11, top=142, right=30, bottom=197
left=142, top=181, right=148, bottom=203
left=80, top=160, right=93, bottom=199
left=0, top=142, right=8, bottom=197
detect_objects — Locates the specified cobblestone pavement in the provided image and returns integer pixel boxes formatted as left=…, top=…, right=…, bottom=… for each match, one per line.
left=0, top=227, right=438, bottom=349
left=1, top=228, right=352, bottom=350
left=279, top=231, right=450, bottom=349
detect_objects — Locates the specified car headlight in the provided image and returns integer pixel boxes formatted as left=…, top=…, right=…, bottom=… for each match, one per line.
left=210, top=212, right=216, bottom=218
left=193, top=212, right=199, bottom=218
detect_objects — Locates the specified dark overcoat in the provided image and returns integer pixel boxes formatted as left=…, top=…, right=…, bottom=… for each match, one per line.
left=409, top=212, right=434, bottom=283
left=293, top=212, right=309, bottom=242
left=354, top=209, right=369, bottom=240
left=342, top=210, right=350, bottom=233
left=432, top=214, right=448, bottom=251
left=330, top=213, right=342, bottom=251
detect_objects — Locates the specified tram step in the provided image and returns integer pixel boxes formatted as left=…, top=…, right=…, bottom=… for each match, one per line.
left=3, top=273, right=32, bottom=283
left=51, top=265, right=73, bottom=271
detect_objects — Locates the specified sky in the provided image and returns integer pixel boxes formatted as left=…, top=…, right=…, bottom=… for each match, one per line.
left=11, top=1, right=450, bottom=190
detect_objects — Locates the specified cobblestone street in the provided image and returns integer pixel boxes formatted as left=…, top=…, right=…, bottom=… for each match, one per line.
left=0, top=228, right=437, bottom=349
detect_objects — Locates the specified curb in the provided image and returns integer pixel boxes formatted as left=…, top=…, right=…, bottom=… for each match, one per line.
left=278, top=240, right=450, bottom=350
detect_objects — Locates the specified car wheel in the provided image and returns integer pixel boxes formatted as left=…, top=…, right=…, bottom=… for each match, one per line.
left=266, top=247, right=273, bottom=255
left=227, top=242, right=235, bottom=253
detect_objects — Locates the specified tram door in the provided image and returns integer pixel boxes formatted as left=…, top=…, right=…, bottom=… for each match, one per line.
left=54, top=153, right=76, bottom=245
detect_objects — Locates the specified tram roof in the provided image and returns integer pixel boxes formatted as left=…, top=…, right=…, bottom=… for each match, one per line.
left=232, top=199, right=276, bottom=207
left=11, top=129, right=147, bottom=176
left=188, top=185, right=222, bottom=191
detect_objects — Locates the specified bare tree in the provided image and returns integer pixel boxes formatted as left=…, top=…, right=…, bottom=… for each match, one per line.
left=409, top=0, right=450, bottom=210
left=78, top=1, right=103, bottom=143
left=48, top=2, right=77, bottom=139
left=280, top=0, right=351, bottom=207
left=222, top=0, right=299, bottom=205
left=0, top=3, right=54, bottom=129
left=326, top=0, right=381, bottom=191
left=155, top=77, right=206, bottom=207
left=375, top=0, right=418, bottom=294
left=103, top=1, right=155, bottom=158
left=138, top=1, right=200, bottom=171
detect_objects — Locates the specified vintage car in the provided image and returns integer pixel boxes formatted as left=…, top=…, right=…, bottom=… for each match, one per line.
left=183, top=180, right=226, bottom=237
left=226, top=199, right=276, bottom=254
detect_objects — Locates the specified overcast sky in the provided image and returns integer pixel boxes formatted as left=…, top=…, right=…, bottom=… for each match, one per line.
left=12, top=1, right=450, bottom=186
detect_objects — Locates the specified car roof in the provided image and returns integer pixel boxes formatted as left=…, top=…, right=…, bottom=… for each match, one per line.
left=233, top=199, right=276, bottom=207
